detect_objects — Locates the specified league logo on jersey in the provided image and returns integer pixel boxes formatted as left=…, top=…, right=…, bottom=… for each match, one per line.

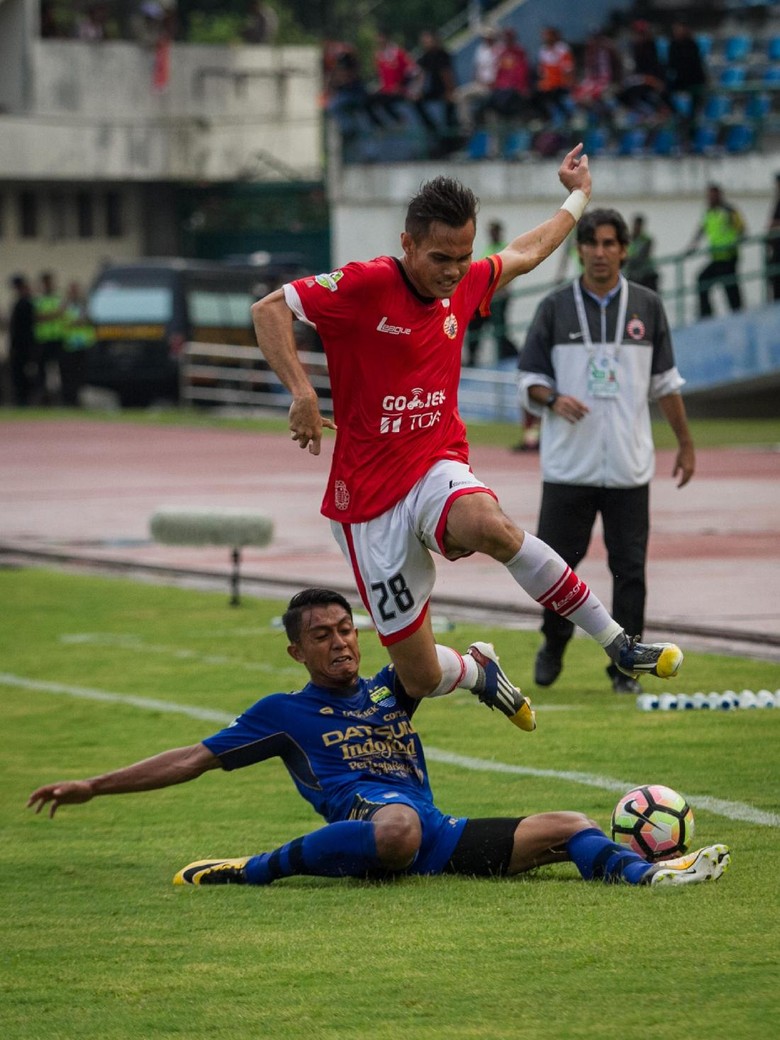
left=370, top=686, right=396, bottom=707
left=626, top=315, right=646, bottom=341
left=334, top=479, right=350, bottom=510
left=443, top=313, right=458, bottom=339
left=314, top=271, right=344, bottom=292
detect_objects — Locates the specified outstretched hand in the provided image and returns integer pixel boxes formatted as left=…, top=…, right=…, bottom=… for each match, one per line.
left=558, top=143, right=591, bottom=198
left=27, top=780, right=94, bottom=818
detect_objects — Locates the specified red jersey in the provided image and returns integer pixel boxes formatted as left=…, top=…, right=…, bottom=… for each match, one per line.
left=284, top=255, right=502, bottom=523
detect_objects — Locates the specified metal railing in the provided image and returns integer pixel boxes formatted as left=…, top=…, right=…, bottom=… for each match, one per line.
left=504, top=232, right=779, bottom=348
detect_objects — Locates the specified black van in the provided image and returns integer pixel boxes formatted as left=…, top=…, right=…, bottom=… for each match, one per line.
left=85, top=256, right=305, bottom=406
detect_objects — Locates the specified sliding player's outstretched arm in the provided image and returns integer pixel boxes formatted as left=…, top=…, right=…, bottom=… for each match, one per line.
left=27, top=743, right=219, bottom=818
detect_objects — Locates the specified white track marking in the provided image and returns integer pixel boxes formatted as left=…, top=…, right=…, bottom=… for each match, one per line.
left=59, top=633, right=302, bottom=677
left=5, top=672, right=778, bottom=829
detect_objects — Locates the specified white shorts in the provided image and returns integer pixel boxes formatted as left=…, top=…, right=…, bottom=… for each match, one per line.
left=331, top=460, right=495, bottom=645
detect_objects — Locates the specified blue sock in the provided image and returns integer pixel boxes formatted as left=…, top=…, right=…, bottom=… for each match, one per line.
left=567, top=827, right=654, bottom=885
left=244, top=820, right=380, bottom=885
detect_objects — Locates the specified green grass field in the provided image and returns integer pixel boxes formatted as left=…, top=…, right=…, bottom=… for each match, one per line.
left=3, top=568, right=779, bottom=1040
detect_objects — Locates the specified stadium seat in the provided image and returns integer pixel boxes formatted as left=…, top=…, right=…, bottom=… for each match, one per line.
left=692, top=123, right=719, bottom=154
left=704, top=93, right=732, bottom=121
left=652, top=126, right=678, bottom=156
left=671, top=92, right=693, bottom=117
left=466, top=130, right=492, bottom=160
left=746, top=92, right=771, bottom=119
left=695, top=34, right=713, bottom=60
left=502, top=128, right=532, bottom=159
left=582, top=127, right=608, bottom=156
left=618, top=127, right=646, bottom=156
left=725, top=122, right=755, bottom=153
left=768, top=37, right=780, bottom=63
left=764, top=65, right=780, bottom=86
left=724, top=35, right=752, bottom=63
left=720, top=66, right=747, bottom=87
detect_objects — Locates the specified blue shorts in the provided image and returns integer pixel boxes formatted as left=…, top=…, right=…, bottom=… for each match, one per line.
left=340, top=786, right=468, bottom=876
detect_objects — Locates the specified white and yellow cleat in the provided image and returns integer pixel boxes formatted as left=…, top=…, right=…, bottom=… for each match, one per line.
left=647, top=844, right=731, bottom=886
left=173, top=857, right=250, bottom=886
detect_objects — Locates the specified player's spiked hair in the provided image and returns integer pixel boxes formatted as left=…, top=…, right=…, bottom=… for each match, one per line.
left=576, top=208, right=630, bottom=247
left=405, top=177, right=479, bottom=239
left=282, top=588, right=353, bottom=642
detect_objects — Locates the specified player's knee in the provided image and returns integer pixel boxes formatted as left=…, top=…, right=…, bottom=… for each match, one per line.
left=373, top=807, right=423, bottom=870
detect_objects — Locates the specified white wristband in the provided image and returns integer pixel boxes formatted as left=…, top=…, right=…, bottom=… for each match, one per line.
left=560, top=189, right=589, bottom=222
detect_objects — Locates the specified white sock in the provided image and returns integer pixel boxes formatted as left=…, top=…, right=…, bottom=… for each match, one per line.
left=505, top=533, right=623, bottom=648
left=429, top=645, right=480, bottom=697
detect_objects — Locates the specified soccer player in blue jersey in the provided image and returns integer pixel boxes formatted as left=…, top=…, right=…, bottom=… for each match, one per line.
left=27, top=588, right=729, bottom=888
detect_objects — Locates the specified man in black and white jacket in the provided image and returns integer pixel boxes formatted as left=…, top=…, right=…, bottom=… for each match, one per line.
left=518, top=208, right=695, bottom=694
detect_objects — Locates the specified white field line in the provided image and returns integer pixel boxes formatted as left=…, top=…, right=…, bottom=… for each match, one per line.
left=4, top=672, right=779, bottom=829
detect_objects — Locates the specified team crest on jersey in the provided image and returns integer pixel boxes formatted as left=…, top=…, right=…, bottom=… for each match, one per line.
left=369, top=686, right=395, bottom=705
left=314, top=270, right=344, bottom=292
left=334, top=479, right=350, bottom=511
left=626, top=315, right=646, bottom=340
left=443, top=313, right=458, bottom=339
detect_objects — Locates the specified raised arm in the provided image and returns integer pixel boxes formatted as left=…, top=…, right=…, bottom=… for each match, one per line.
left=496, top=143, right=592, bottom=289
left=251, top=287, right=336, bottom=455
left=26, top=743, right=220, bottom=818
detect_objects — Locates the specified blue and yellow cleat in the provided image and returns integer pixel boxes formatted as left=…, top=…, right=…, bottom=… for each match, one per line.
left=467, top=641, right=536, bottom=731
left=612, top=635, right=683, bottom=680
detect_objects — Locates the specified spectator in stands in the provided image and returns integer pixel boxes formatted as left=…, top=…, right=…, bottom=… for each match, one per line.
left=75, top=3, right=116, bottom=41
left=765, top=172, right=780, bottom=302
left=324, top=42, right=368, bottom=140
left=242, top=2, right=279, bottom=45
left=474, top=27, right=531, bottom=128
left=365, top=31, right=417, bottom=128
left=686, top=183, right=746, bottom=317
left=532, top=26, right=574, bottom=125
left=623, top=214, right=659, bottom=292
left=455, top=26, right=500, bottom=133
left=571, top=30, right=623, bottom=122
left=665, top=22, right=708, bottom=144
left=618, top=20, right=672, bottom=121
left=412, top=30, right=460, bottom=151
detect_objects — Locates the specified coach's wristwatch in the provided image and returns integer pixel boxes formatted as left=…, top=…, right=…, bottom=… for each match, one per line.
left=545, top=391, right=559, bottom=409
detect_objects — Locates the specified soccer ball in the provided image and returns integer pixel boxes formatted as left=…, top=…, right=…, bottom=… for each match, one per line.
left=611, top=784, right=695, bottom=861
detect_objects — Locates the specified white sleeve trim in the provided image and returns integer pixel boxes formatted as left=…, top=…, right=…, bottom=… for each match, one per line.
left=650, top=366, right=685, bottom=401
left=282, top=282, right=316, bottom=328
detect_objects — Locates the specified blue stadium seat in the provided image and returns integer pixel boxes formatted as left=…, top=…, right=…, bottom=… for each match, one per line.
left=768, top=36, right=780, bottom=62
left=720, top=66, right=747, bottom=87
left=652, top=126, right=678, bottom=156
left=671, top=92, right=693, bottom=117
left=764, top=65, right=780, bottom=86
left=746, top=92, right=771, bottom=118
left=692, top=123, right=719, bottom=154
left=582, top=127, right=608, bottom=156
left=704, top=93, right=732, bottom=120
left=725, top=122, right=755, bottom=153
left=467, top=130, right=492, bottom=160
left=695, top=34, right=713, bottom=60
left=618, top=127, right=646, bottom=156
left=502, top=128, right=532, bottom=160
left=724, top=35, right=751, bottom=63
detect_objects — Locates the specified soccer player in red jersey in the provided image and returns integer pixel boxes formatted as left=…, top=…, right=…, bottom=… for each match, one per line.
left=251, top=145, right=684, bottom=720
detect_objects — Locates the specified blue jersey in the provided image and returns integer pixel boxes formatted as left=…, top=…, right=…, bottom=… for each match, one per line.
left=203, top=665, right=436, bottom=824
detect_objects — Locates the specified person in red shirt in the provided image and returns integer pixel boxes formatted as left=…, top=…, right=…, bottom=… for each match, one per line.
left=251, top=144, right=684, bottom=722
left=365, top=30, right=417, bottom=128
left=475, top=26, right=531, bottom=125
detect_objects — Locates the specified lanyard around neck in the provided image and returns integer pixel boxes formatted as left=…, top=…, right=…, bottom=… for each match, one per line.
left=572, top=276, right=628, bottom=356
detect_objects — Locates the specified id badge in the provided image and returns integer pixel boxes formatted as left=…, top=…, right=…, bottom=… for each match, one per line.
left=588, top=356, right=619, bottom=398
